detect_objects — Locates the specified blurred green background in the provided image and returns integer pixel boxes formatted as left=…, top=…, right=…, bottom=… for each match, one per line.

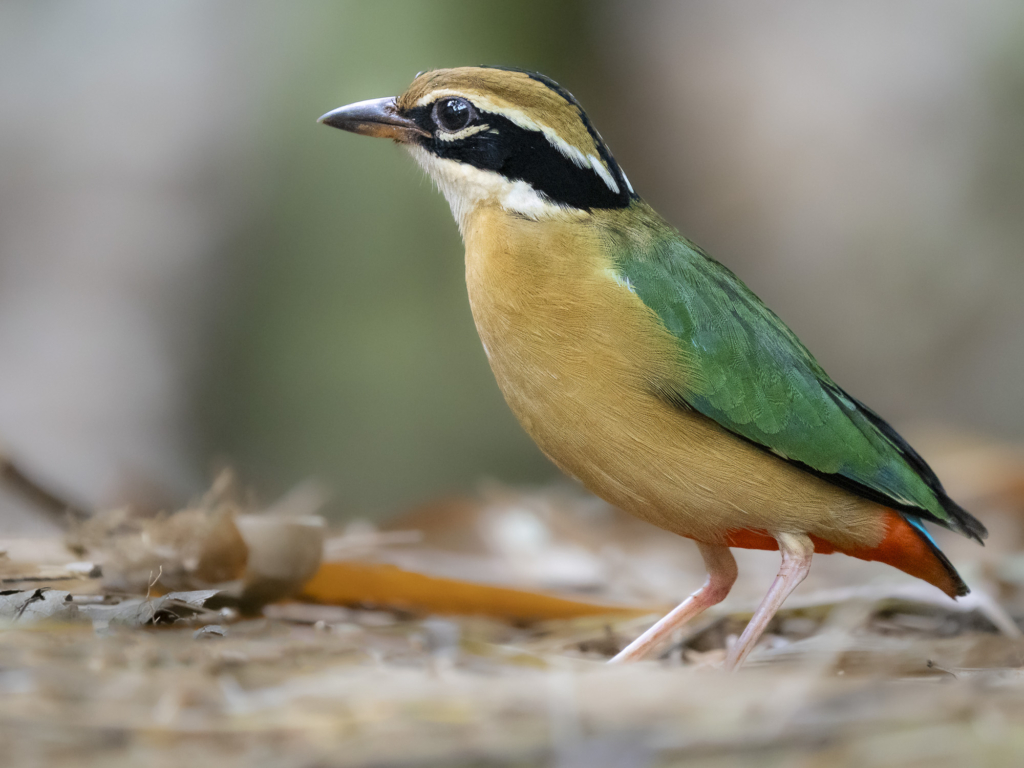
left=200, top=0, right=600, bottom=516
left=0, top=1, right=1022, bottom=528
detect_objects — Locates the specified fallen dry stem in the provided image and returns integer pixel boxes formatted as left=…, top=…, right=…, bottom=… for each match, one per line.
left=0, top=450, right=90, bottom=524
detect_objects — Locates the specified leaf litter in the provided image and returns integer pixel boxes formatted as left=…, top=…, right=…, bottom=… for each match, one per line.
left=1, top=431, right=1024, bottom=766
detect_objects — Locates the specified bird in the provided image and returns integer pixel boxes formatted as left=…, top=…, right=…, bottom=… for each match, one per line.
left=318, top=67, right=987, bottom=669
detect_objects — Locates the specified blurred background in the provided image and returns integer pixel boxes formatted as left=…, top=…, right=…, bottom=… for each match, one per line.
left=1, top=0, right=1022, bottom=532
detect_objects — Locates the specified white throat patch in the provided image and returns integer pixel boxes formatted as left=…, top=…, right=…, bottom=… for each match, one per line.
left=406, top=145, right=582, bottom=236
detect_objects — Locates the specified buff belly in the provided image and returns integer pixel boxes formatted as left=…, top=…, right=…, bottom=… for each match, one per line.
left=461, top=205, right=888, bottom=553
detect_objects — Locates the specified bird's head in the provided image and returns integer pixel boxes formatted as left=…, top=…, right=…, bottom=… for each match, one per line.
left=319, top=67, right=637, bottom=233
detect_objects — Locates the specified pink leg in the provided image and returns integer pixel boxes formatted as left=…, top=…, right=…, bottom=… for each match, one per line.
left=724, top=532, right=814, bottom=671
left=609, top=542, right=737, bottom=663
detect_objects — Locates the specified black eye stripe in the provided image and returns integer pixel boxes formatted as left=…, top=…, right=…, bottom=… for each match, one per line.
left=401, top=99, right=636, bottom=211
left=407, top=108, right=631, bottom=211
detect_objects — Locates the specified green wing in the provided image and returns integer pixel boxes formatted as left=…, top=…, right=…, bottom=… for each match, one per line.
left=615, top=225, right=984, bottom=541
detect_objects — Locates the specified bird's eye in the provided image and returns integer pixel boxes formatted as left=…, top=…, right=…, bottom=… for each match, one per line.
left=432, top=97, right=474, bottom=133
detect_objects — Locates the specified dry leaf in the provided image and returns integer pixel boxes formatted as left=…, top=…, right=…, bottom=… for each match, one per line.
left=68, top=500, right=248, bottom=593
left=65, top=473, right=326, bottom=611
left=77, top=590, right=221, bottom=628
left=0, top=588, right=77, bottom=623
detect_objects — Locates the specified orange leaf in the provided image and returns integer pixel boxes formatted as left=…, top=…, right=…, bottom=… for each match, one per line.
left=301, top=561, right=655, bottom=622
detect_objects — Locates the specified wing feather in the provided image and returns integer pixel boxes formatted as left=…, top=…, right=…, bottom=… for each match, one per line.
left=616, top=231, right=985, bottom=542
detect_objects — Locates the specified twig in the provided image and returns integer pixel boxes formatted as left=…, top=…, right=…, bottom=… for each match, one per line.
left=0, top=450, right=91, bottom=524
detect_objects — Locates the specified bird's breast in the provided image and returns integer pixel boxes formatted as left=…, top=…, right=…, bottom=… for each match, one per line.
left=459, top=205, right=885, bottom=550
left=462, top=208, right=673, bottom=449
left=460, top=205, right=698, bottom=527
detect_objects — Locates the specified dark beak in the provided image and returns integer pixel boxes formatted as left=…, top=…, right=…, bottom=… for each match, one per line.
left=317, top=97, right=429, bottom=142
